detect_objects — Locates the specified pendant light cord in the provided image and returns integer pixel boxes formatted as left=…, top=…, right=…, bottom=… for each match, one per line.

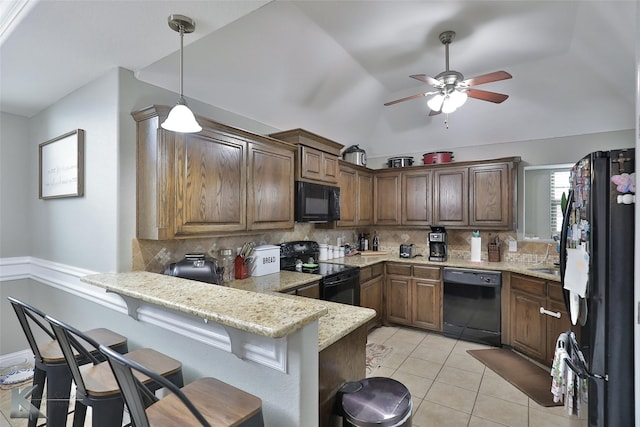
left=179, top=23, right=185, bottom=101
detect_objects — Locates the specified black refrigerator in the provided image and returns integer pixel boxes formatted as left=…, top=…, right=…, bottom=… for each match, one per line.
left=559, top=148, right=635, bottom=426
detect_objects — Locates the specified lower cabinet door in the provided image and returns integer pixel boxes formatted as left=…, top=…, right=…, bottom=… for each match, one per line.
left=411, top=279, right=441, bottom=331
left=510, top=290, right=546, bottom=362
left=385, top=276, right=411, bottom=325
left=360, top=275, right=383, bottom=328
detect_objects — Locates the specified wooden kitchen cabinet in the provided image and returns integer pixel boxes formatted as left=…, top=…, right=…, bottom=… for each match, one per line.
left=359, top=263, right=384, bottom=329
left=246, top=140, right=295, bottom=230
left=374, top=170, right=402, bottom=225
left=385, top=263, right=442, bottom=331
left=268, top=129, right=342, bottom=185
left=402, top=169, right=433, bottom=226
left=372, top=157, right=519, bottom=230
left=469, top=162, right=514, bottom=229
left=133, top=105, right=295, bottom=239
left=374, top=169, right=432, bottom=226
left=433, top=167, right=468, bottom=226
left=510, top=274, right=574, bottom=366
left=337, top=161, right=373, bottom=227
left=411, top=265, right=442, bottom=331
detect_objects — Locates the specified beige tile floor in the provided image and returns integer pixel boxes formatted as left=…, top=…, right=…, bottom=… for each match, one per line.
left=367, top=326, right=583, bottom=427
left=2, top=326, right=583, bottom=427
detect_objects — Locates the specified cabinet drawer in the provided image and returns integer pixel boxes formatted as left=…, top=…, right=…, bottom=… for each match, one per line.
left=511, top=274, right=546, bottom=296
left=386, top=263, right=412, bottom=276
left=371, top=263, right=384, bottom=278
left=360, top=266, right=372, bottom=282
left=547, top=282, right=565, bottom=303
left=413, top=265, right=441, bottom=280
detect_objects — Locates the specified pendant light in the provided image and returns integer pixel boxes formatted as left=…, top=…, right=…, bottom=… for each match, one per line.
left=161, top=14, right=202, bottom=133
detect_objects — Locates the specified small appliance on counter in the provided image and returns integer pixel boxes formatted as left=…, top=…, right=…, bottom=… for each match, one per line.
left=164, top=253, right=224, bottom=285
left=399, top=243, right=416, bottom=258
left=343, top=145, right=367, bottom=167
left=428, top=226, right=447, bottom=261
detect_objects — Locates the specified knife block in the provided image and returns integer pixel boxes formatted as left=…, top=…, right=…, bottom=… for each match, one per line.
left=488, top=243, right=501, bottom=262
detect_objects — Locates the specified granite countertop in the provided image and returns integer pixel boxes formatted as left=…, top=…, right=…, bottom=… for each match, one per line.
left=82, top=271, right=329, bottom=339
left=325, top=253, right=561, bottom=282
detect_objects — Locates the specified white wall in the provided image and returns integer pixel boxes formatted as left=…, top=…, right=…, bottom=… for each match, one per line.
left=0, top=113, right=30, bottom=257
left=27, top=70, right=120, bottom=272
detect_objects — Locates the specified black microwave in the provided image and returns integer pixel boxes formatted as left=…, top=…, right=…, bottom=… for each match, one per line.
left=295, top=181, right=340, bottom=222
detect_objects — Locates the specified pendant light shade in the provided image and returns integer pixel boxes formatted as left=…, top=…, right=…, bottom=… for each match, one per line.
left=161, top=14, right=202, bottom=133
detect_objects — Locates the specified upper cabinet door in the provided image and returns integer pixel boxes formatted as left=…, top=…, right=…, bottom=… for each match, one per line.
left=299, top=145, right=339, bottom=185
left=374, top=171, right=402, bottom=225
left=247, top=140, right=295, bottom=230
left=469, top=163, right=512, bottom=229
left=357, top=171, right=373, bottom=225
left=337, top=165, right=357, bottom=227
left=174, top=130, right=247, bottom=235
left=433, top=167, right=468, bottom=226
left=402, top=170, right=432, bottom=226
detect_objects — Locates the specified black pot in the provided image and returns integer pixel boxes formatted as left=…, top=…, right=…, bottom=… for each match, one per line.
left=387, top=156, right=414, bottom=168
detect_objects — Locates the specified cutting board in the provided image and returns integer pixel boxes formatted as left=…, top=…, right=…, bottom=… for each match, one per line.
left=359, top=251, right=388, bottom=256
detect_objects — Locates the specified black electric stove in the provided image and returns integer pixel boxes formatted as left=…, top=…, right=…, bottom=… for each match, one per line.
left=279, top=241, right=360, bottom=305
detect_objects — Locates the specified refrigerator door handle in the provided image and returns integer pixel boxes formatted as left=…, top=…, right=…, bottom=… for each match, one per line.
left=559, top=189, right=574, bottom=313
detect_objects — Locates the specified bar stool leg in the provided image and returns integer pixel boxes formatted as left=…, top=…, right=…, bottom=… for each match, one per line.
left=45, top=364, right=73, bottom=427
left=26, top=367, right=46, bottom=427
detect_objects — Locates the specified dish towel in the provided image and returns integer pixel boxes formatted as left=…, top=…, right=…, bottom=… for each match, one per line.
left=550, top=333, right=569, bottom=403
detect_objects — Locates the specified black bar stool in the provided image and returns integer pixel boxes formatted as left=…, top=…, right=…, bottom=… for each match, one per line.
left=8, top=296, right=128, bottom=427
left=45, top=315, right=184, bottom=427
left=99, top=344, right=264, bottom=427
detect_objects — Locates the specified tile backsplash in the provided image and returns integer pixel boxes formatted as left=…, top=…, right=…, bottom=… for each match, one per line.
left=133, top=225, right=559, bottom=272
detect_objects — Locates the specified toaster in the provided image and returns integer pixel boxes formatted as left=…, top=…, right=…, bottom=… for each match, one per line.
left=399, top=243, right=415, bottom=258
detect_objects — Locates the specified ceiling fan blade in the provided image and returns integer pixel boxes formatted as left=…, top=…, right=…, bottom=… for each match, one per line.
left=467, top=89, right=509, bottom=103
left=460, top=71, right=512, bottom=87
left=428, top=109, right=442, bottom=116
left=384, top=91, right=437, bottom=106
left=410, top=74, right=441, bottom=87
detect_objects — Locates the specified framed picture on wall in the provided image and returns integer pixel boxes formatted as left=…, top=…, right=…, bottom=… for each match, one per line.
left=39, top=129, right=85, bottom=199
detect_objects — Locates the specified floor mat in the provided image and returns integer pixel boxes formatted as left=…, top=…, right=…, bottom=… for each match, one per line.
left=468, top=348, right=561, bottom=407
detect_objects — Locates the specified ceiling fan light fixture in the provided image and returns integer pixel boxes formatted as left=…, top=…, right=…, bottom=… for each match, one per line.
left=427, top=93, right=444, bottom=111
left=161, top=14, right=202, bottom=134
left=449, top=90, right=468, bottom=109
left=441, top=96, right=458, bottom=114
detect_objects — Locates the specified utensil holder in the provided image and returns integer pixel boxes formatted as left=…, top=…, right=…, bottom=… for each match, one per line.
left=488, top=244, right=501, bottom=262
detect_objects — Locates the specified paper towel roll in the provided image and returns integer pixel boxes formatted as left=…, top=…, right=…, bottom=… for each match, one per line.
left=470, top=237, right=482, bottom=262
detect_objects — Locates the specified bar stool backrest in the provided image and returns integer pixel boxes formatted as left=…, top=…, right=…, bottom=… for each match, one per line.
left=45, top=315, right=103, bottom=399
left=8, top=297, right=56, bottom=365
left=99, top=344, right=211, bottom=427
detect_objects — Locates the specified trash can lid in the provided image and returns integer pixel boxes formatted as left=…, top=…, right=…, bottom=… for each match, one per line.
left=340, top=377, right=412, bottom=427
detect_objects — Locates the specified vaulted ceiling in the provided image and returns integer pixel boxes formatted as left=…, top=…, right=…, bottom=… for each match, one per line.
left=1, top=1, right=636, bottom=158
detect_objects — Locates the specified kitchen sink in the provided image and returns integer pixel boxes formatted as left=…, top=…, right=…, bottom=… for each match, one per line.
left=528, top=267, right=560, bottom=276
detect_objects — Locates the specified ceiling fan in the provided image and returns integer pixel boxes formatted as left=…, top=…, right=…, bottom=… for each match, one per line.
left=384, top=30, right=512, bottom=116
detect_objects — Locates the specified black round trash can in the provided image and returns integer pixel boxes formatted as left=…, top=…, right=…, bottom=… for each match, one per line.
left=338, top=377, right=412, bottom=427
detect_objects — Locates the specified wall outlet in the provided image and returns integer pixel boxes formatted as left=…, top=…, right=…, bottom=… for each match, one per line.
left=508, top=240, right=517, bottom=252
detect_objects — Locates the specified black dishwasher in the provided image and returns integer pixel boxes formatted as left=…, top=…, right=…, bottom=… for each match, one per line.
left=443, top=267, right=502, bottom=347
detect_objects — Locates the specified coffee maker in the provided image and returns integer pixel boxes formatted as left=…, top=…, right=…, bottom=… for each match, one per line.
left=428, top=226, right=447, bottom=261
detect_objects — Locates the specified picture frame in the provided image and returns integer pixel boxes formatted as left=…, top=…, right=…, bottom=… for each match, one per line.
left=39, top=129, right=85, bottom=199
